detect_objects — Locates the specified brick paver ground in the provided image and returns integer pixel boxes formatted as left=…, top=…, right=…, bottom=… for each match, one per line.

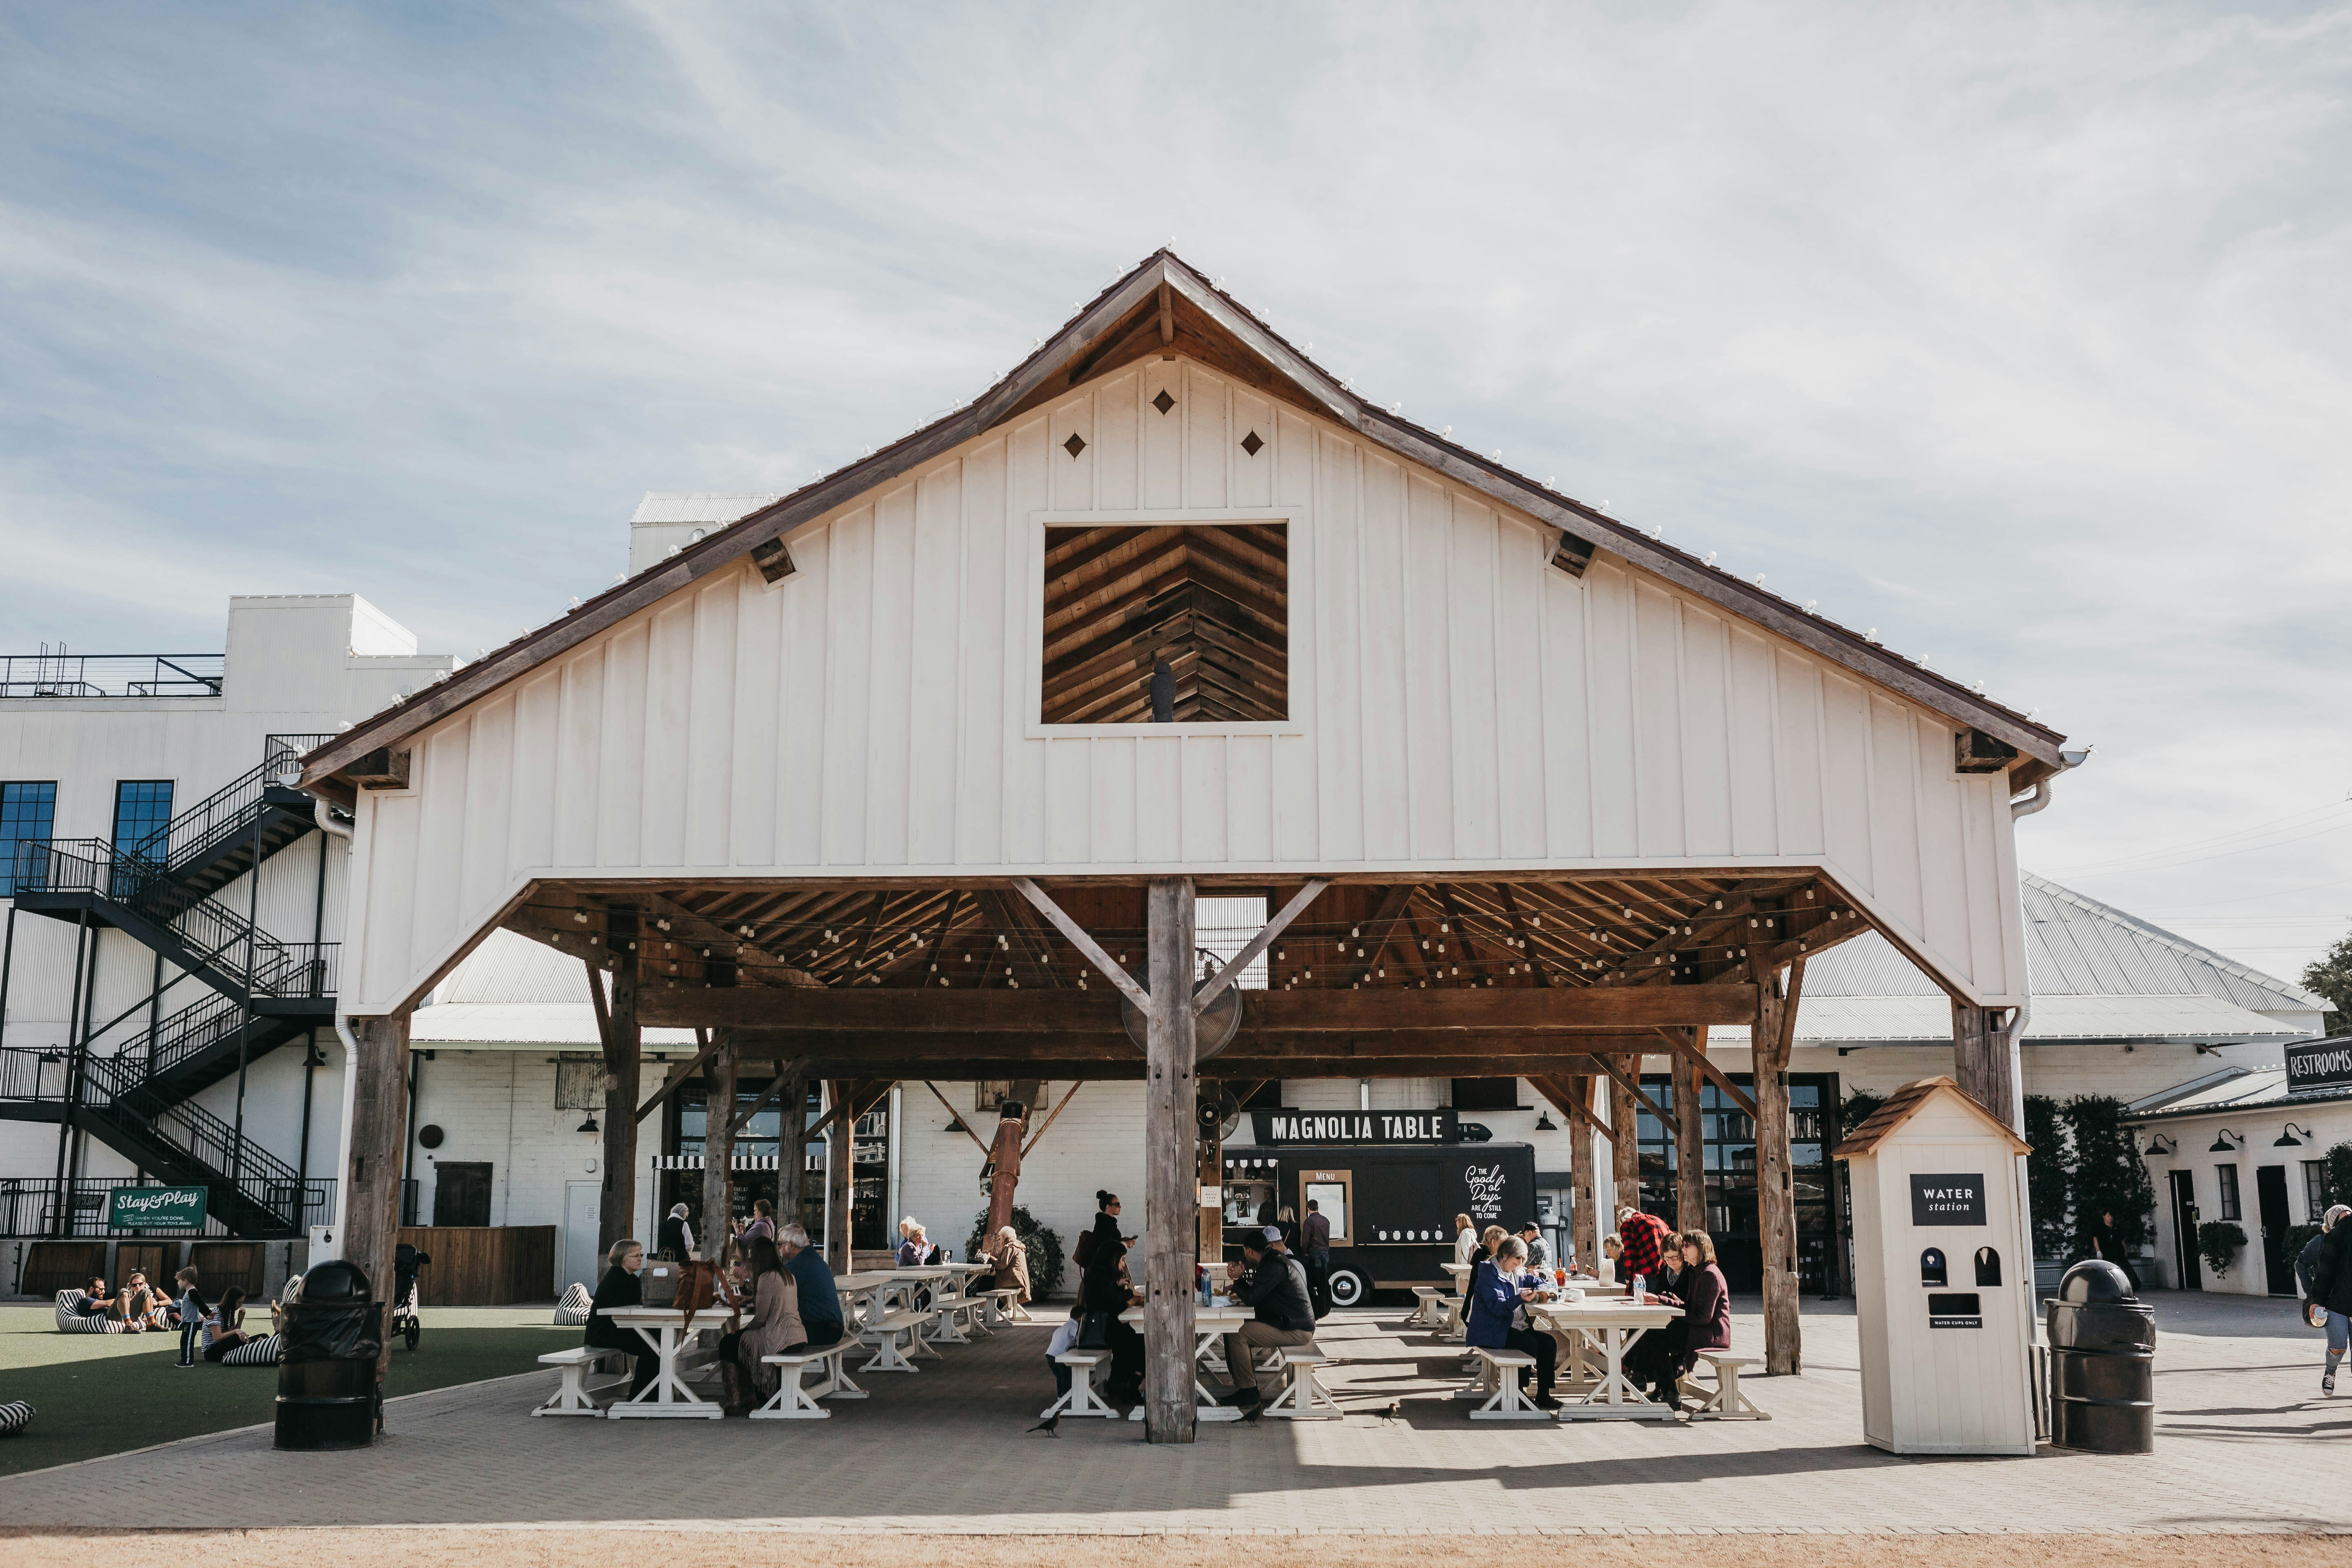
left=2, top=1290, right=2342, bottom=1533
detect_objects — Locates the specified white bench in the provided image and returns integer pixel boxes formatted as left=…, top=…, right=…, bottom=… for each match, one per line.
left=858, top=1310, right=930, bottom=1374
left=978, top=1288, right=1025, bottom=1327
left=1261, top=1346, right=1341, bottom=1420
left=1040, top=1350, right=1118, bottom=1420
left=1408, top=1286, right=1448, bottom=1327
left=535, top=1346, right=628, bottom=1416
left=750, top=1344, right=863, bottom=1419
left=1678, top=1352, right=1768, bottom=1420
left=1470, top=1348, right=1548, bottom=1420
left=928, top=1296, right=985, bottom=1344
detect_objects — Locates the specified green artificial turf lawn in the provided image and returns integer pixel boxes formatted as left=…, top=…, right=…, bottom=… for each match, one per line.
left=0, top=1303, right=579, bottom=1477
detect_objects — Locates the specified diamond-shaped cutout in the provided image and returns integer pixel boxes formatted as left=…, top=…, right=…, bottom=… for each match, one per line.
left=1064, top=432, right=1087, bottom=459
left=1152, top=389, right=1175, bottom=415
left=1240, top=430, right=1264, bottom=458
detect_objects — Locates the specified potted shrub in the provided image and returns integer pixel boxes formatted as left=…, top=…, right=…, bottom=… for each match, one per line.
left=2197, top=1220, right=2246, bottom=1279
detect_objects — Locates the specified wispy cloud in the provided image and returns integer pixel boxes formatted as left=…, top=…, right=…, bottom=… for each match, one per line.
left=4, top=1, right=2350, bottom=976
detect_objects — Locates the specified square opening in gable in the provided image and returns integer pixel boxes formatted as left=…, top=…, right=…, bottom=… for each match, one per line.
left=1042, top=523, right=1288, bottom=724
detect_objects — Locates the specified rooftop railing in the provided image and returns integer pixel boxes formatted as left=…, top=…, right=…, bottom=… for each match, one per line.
left=0, top=652, right=225, bottom=699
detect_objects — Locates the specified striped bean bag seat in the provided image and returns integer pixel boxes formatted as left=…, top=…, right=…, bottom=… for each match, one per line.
left=219, top=1333, right=284, bottom=1367
left=552, top=1282, right=592, bottom=1327
left=53, top=1292, right=125, bottom=1334
left=0, top=1400, right=32, bottom=1436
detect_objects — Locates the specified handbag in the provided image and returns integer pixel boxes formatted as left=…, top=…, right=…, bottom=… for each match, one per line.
left=1073, top=1229, right=1096, bottom=1269
left=1076, top=1310, right=1113, bottom=1350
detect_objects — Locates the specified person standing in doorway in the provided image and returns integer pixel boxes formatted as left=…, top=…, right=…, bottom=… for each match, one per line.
left=1303, top=1198, right=1333, bottom=1318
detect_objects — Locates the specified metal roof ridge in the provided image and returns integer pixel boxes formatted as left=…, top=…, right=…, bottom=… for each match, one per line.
left=2019, top=870, right=2330, bottom=1011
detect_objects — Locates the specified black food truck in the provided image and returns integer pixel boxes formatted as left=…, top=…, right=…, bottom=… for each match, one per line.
left=1216, top=1107, right=1535, bottom=1307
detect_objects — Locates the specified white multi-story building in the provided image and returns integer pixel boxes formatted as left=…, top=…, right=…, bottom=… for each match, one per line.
left=0, top=597, right=452, bottom=1285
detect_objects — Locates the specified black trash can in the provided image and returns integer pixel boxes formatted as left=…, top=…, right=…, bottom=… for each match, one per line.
left=274, top=1257, right=385, bottom=1451
left=2044, top=1258, right=2155, bottom=1453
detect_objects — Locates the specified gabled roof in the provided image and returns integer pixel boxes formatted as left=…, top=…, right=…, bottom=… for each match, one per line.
left=301, top=249, right=2068, bottom=795
left=1831, top=1075, right=2032, bottom=1159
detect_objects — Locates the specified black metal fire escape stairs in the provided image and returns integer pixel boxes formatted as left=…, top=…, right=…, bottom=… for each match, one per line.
left=0, top=735, right=339, bottom=1235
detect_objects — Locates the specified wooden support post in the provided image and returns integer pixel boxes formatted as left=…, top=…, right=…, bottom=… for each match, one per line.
left=343, top=1012, right=412, bottom=1392
left=595, top=949, right=641, bottom=1260
left=1674, top=1038, right=1706, bottom=1235
left=700, top=1030, right=736, bottom=1262
left=1951, top=1000, right=2018, bottom=1131
left=1144, top=876, right=1198, bottom=1445
left=775, top=1058, right=809, bottom=1241
left=1569, top=1075, right=1598, bottom=1274
left=1752, top=953, right=1805, bottom=1374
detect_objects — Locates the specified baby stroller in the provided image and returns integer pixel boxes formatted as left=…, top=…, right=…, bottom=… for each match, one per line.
left=392, top=1242, right=430, bottom=1351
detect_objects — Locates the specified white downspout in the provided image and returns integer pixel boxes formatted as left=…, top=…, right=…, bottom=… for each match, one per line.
left=313, top=796, right=360, bottom=1252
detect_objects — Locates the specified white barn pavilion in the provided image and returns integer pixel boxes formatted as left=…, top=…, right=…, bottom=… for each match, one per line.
left=297, top=249, right=2072, bottom=1442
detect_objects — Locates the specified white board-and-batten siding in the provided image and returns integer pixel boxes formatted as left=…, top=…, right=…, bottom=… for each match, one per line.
left=342, top=359, right=2029, bottom=1014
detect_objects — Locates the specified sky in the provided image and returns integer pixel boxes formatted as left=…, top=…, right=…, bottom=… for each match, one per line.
left=3, top=2, right=2350, bottom=986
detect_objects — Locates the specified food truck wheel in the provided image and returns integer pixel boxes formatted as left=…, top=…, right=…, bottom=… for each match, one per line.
left=1326, top=1268, right=1365, bottom=1308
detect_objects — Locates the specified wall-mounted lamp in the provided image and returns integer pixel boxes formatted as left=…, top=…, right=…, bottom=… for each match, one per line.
left=2142, top=1133, right=2175, bottom=1157
left=2209, top=1129, right=2243, bottom=1153
left=577, top=1114, right=599, bottom=1134
left=2275, top=1123, right=2312, bottom=1148
left=1535, top=1112, right=1558, bottom=1131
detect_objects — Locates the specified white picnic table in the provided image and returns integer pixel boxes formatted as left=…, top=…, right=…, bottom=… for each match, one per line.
left=833, top=1271, right=909, bottom=1328
left=595, top=1304, right=733, bottom=1419
left=1527, top=1298, right=1682, bottom=1420
left=1121, top=1302, right=1254, bottom=1422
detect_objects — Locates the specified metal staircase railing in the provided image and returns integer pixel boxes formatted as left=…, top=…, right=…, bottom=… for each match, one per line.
left=11, top=837, right=336, bottom=1001
left=0, top=1046, right=305, bottom=1232
left=120, top=731, right=335, bottom=872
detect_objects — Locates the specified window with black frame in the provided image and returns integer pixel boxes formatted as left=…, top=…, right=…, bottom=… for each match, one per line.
left=1637, top=1071, right=1839, bottom=1295
left=0, top=781, right=56, bottom=896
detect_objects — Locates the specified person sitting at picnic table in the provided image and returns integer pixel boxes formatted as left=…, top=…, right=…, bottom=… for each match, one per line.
left=1621, top=1229, right=1732, bottom=1408
left=1517, top=1221, right=1554, bottom=1277
left=775, top=1223, right=844, bottom=1346
left=1466, top=1234, right=1559, bottom=1408
left=735, top=1198, right=777, bottom=1249
left=1614, top=1205, right=1675, bottom=1295
left=1217, top=1226, right=1317, bottom=1409
left=1080, top=1191, right=1146, bottom=1407
left=585, top=1237, right=660, bottom=1401
left=717, top=1236, right=806, bottom=1415
left=201, top=1288, right=258, bottom=1362
left=658, top=1203, right=693, bottom=1261
left=976, top=1225, right=1031, bottom=1303
left=896, top=1219, right=930, bottom=1268
left=1600, top=1234, right=1623, bottom=1282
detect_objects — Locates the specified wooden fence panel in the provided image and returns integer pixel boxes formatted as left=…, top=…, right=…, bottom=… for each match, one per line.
left=394, top=1225, right=557, bottom=1304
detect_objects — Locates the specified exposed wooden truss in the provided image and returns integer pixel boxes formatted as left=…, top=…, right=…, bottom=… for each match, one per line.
left=1040, top=523, right=1288, bottom=724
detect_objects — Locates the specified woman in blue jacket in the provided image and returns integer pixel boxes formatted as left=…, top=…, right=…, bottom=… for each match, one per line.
left=1465, top=1235, right=1557, bottom=1408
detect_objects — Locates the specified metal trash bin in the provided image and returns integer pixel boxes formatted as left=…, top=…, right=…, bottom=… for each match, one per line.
left=2044, top=1258, right=2155, bottom=1453
left=274, top=1258, right=384, bottom=1451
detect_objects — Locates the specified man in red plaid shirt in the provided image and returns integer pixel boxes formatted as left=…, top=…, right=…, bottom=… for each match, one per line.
left=1615, top=1206, right=1674, bottom=1296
